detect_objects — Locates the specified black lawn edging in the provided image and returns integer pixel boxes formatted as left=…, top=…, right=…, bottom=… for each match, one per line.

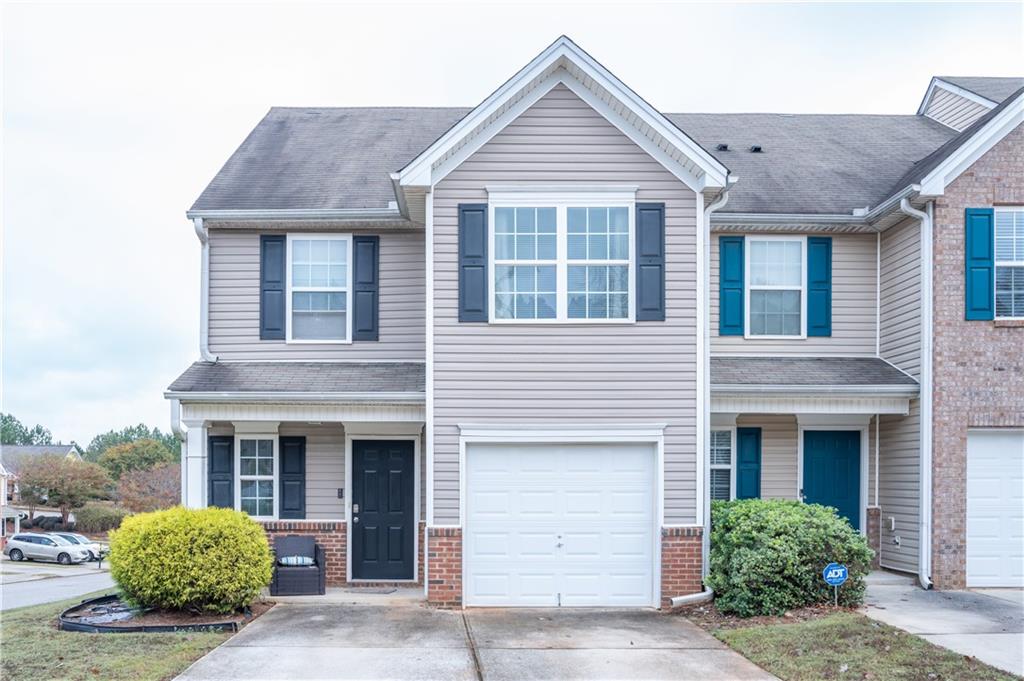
left=58, top=594, right=241, bottom=633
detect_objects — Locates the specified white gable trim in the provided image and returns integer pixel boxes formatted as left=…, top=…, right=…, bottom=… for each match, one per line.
left=919, top=92, right=1024, bottom=197
left=397, top=36, right=728, bottom=193
left=917, top=77, right=998, bottom=116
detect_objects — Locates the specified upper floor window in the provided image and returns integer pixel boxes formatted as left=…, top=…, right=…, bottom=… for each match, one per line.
left=746, top=236, right=805, bottom=337
left=995, top=208, right=1024, bottom=319
left=287, top=234, right=351, bottom=342
left=489, top=194, right=634, bottom=323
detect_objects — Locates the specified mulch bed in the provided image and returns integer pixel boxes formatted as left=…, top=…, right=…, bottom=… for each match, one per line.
left=678, top=601, right=848, bottom=631
left=59, top=597, right=275, bottom=629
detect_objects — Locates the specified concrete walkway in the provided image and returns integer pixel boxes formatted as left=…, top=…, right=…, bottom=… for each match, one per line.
left=176, top=600, right=776, bottom=680
left=0, top=559, right=114, bottom=611
left=862, top=571, right=1024, bottom=677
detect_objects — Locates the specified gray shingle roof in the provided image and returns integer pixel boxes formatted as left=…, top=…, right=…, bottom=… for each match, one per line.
left=167, top=362, right=425, bottom=395
left=1, top=445, right=82, bottom=476
left=939, top=76, right=1024, bottom=104
left=711, top=357, right=918, bottom=387
left=190, top=105, right=960, bottom=217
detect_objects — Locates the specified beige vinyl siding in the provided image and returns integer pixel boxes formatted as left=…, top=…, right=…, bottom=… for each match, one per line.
left=432, top=84, right=699, bottom=525
left=878, top=401, right=921, bottom=574
left=279, top=423, right=345, bottom=520
left=879, top=217, right=921, bottom=378
left=207, top=229, right=425, bottom=361
left=710, top=232, right=878, bottom=356
left=924, top=86, right=991, bottom=131
left=733, top=415, right=878, bottom=505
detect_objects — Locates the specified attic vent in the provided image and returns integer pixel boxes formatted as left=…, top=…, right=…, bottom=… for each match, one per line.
left=716, top=143, right=729, bottom=151
left=749, top=145, right=763, bottom=153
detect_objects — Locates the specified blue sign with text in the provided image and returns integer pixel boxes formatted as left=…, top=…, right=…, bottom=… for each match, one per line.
left=823, top=563, right=848, bottom=587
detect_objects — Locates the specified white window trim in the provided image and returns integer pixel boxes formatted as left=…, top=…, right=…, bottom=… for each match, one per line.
left=285, top=233, right=354, bottom=344
left=235, top=435, right=279, bottom=521
left=744, top=234, right=808, bottom=339
left=994, top=207, right=1024, bottom=321
left=486, top=189, right=637, bottom=324
left=708, top=427, right=737, bottom=501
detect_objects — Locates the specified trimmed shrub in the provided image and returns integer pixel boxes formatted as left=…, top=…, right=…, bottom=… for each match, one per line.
left=707, top=499, right=874, bottom=617
left=75, top=503, right=129, bottom=532
left=110, top=507, right=273, bottom=614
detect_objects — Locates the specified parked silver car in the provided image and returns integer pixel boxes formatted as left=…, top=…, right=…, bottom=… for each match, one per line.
left=3, top=532, right=91, bottom=564
left=50, top=532, right=109, bottom=561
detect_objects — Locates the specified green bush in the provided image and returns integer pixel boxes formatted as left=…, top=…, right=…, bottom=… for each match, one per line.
left=706, top=499, right=874, bottom=617
left=109, top=507, right=273, bottom=614
left=74, top=503, right=129, bottom=532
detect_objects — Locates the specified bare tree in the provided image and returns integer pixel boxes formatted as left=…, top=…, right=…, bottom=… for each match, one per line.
left=117, top=463, right=180, bottom=513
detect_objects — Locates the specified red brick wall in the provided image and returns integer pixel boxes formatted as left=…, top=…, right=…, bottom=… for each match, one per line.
left=427, top=527, right=462, bottom=607
left=930, top=123, right=1024, bottom=589
left=866, top=507, right=881, bottom=569
left=660, top=526, right=703, bottom=608
left=261, top=521, right=347, bottom=586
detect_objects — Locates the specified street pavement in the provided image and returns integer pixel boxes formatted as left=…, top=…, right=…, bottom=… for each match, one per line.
left=0, top=558, right=115, bottom=611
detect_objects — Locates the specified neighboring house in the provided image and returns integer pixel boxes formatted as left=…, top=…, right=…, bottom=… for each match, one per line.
left=0, top=444, right=83, bottom=504
left=167, top=37, right=1024, bottom=607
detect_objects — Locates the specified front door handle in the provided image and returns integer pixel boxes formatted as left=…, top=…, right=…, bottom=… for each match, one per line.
left=353, top=516, right=359, bottom=524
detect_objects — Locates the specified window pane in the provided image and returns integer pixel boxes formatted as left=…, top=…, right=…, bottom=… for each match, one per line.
left=258, top=481, right=273, bottom=497
left=240, top=440, right=256, bottom=458
left=292, top=240, right=311, bottom=263
left=496, top=235, right=515, bottom=260
left=537, top=207, right=556, bottom=233
left=568, top=235, right=587, bottom=260
left=241, top=499, right=258, bottom=515
left=537, top=294, right=556, bottom=319
left=309, top=240, right=329, bottom=262
left=996, top=265, right=1024, bottom=318
left=495, top=294, right=514, bottom=319
left=750, top=290, right=801, bottom=336
left=588, top=294, right=608, bottom=318
left=495, top=265, right=556, bottom=319
left=515, top=293, right=535, bottom=318
left=609, top=234, right=629, bottom=260
left=710, top=469, right=731, bottom=501
left=240, top=459, right=257, bottom=476
left=515, top=207, right=535, bottom=233
left=609, top=293, right=628, bottom=318
left=568, top=293, right=586, bottom=318
left=609, top=207, right=628, bottom=233
left=588, top=207, right=608, bottom=232
left=495, top=266, right=514, bottom=293
left=495, top=207, right=514, bottom=233
left=750, top=239, right=802, bottom=286
left=588, top=234, right=608, bottom=259
left=292, top=293, right=347, bottom=340
left=537, top=235, right=557, bottom=260
left=608, top=266, right=628, bottom=292
left=588, top=266, right=608, bottom=292
left=710, top=431, right=732, bottom=465
left=568, top=207, right=587, bottom=233
left=258, top=499, right=273, bottom=517
left=515, top=235, right=535, bottom=260
left=292, top=264, right=310, bottom=287
left=257, top=458, right=273, bottom=475
left=241, top=480, right=257, bottom=498
left=258, top=440, right=272, bottom=457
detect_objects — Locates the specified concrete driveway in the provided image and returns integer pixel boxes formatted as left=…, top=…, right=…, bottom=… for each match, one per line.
left=176, top=603, right=775, bottom=680
left=862, top=571, right=1024, bottom=677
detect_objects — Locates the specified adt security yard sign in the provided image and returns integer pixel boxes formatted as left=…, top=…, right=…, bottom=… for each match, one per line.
left=823, top=563, right=848, bottom=606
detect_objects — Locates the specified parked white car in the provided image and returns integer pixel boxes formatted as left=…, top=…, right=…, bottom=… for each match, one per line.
left=3, top=533, right=91, bottom=564
left=51, top=532, right=108, bottom=561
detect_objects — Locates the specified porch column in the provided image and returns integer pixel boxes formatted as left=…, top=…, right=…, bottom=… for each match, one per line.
left=182, top=419, right=208, bottom=509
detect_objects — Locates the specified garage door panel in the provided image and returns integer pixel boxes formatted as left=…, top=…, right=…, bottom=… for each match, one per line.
left=967, top=430, right=1024, bottom=588
left=465, top=443, right=656, bottom=607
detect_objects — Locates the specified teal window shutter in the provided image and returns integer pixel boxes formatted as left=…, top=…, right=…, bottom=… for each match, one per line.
left=807, top=237, right=832, bottom=336
left=965, top=208, right=995, bottom=320
left=736, top=427, right=761, bottom=500
left=719, top=236, right=744, bottom=335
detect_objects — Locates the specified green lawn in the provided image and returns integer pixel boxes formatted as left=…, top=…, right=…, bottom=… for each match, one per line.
left=716, top=611, right=1017, bottom=681
left=0, top=591, right=231, bottom=681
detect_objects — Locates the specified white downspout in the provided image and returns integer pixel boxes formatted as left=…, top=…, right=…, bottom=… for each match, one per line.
left=899, top=197, right=933, bottom=589
left=193, top=218, right=218, bottom=363
left=699, top=184, right=731, bottom=585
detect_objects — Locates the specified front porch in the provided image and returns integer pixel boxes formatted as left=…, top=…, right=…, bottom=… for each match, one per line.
left=710, top=356, right=922, bottom=574
left=167, top=361, right=427, bottom=588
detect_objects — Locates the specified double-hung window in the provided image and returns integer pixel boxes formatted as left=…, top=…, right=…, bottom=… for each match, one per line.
left=995, top=207, right=1024, bottom=319
left=489, top=192, right=635, bottom=322
left=746, top=236, right=805, bottom=337
left=287, top=234, right=352, bottom=342
left=238, top=438, right=276, bottom=519
left=708, top=430, right=734, bottom=501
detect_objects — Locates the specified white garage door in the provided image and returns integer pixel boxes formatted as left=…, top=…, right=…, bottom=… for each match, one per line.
left=967, top=430, right=1024, bottom=587
left=465, top=442, right=656, bottom=607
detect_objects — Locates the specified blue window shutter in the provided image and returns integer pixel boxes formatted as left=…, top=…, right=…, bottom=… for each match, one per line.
left=259, top=235, right=286, bottom=340
left=719, top=236, right=744, bottom=335
left=965, top=208, right=995, bottom=320
left=735, top=427, right=761, bottom=500
left=279, top=437, right=306, bottom=520
left=208, top=436, right=234, bottom=508
left=807, top=236, right=832, bottom=336
left=352, top=235, right=379, bottom=340
left=636, top=203, right=666, bottom=321
left=458, top=204, right=488, bottom=322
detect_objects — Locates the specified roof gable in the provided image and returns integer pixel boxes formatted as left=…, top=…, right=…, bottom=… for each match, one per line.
left=395, top=36, right=729, bottom=194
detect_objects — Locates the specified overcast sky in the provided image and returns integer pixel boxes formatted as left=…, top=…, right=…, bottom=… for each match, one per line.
left=3, top=1, right=1022, bottom=446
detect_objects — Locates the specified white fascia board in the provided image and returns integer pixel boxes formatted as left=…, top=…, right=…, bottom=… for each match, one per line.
left=164, top=391, right=425, bottom=404
left=185, top=208, right=405, bottom=221
left=710, top=384, right=919, bottom=397
left=919, top=93, right=1024, bottom=197
left=458, top=423, right=668, bottom=441
left=397, top=36, right=728, bottom=190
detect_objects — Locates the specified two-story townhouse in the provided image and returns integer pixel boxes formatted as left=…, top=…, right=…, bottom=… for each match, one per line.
left=167, top=37, right=1023, bottom=607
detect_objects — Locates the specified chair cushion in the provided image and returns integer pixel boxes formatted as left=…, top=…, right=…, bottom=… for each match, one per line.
left=278, top=554, right=315, bottom=567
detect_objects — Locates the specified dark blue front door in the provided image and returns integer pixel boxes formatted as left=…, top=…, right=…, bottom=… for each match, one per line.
left=803, top=430, right=860, bottom=530
left=352, top=440, right=415, bottom=580
left=736, top=428, right=762, bottom=500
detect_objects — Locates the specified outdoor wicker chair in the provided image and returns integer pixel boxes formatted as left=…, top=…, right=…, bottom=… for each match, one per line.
left=270, top=534, right=327, bottom=596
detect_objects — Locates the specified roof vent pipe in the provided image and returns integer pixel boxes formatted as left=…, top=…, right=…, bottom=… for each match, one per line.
left=749, top=145, right=763, bottom=153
